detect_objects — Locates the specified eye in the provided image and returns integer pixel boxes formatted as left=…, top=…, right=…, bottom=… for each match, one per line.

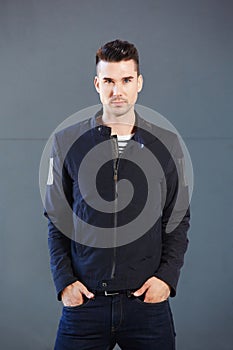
left=123, top=78, right=132, bottom=83
left=104, top=79, right=113, bottom=84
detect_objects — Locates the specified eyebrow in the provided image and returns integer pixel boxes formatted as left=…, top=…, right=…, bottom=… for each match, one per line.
left=102, top=76, right=135, bottom=81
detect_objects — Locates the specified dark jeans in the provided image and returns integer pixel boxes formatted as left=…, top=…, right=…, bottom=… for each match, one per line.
left=55, top=294, right=176, bottom=350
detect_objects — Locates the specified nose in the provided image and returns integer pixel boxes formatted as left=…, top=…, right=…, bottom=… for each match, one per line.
left=112, top=83, right=122, bottom=96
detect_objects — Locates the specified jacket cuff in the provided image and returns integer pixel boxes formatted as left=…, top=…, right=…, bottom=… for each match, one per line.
left=154, top=269, right=180, bottom=298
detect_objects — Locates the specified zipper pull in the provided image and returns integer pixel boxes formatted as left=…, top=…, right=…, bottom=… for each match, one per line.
left=114, top=169, right=118, bottom=181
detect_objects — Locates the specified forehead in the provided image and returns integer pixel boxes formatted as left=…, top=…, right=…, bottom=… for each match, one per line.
left=97, top=59, right=137, bottom=78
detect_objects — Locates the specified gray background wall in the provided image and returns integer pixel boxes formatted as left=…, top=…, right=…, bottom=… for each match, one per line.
left=1, top=0, right=232, bottom=349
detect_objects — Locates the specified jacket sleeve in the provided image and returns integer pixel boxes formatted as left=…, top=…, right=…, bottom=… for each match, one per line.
left=44, top=133, right=78, bottom=301
left=154, top=135, right=191, bottom=297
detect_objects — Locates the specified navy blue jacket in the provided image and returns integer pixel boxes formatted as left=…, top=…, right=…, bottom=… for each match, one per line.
left=44, top=111, right=190, bottom=300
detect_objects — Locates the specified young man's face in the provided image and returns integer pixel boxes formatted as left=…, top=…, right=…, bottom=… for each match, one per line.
left=94, top=59, right=143, bottom=118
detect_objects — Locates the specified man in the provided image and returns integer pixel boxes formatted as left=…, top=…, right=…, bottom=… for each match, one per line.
left=45, top=39, right=190, bottom=350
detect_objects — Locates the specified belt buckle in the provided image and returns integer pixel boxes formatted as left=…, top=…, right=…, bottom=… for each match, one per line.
left=104, top=291, right=120, bottom=296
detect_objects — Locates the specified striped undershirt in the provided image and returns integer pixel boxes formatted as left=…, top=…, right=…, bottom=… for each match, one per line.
left=115, top=134, right=134, bottom=155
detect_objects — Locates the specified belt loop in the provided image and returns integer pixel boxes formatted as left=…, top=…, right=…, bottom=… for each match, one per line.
left=127, top=290, right=133, bottom=298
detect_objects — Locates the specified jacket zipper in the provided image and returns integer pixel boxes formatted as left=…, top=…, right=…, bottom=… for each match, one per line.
left=111, top=136, right=119, bottom=279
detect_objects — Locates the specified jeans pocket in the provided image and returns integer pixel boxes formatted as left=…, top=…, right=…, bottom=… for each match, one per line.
left=63, top=297, right=92, bottom=310
left=134, top=294, right=168, bottom=307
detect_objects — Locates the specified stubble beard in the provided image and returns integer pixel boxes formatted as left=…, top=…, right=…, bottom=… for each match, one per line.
left=107, top=102, right=134, bottom=119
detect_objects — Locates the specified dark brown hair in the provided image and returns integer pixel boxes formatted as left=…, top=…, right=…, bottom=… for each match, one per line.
left=96, top=39, right=140, bottom=75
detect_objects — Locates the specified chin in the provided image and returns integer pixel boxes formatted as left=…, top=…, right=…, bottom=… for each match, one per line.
left=111, top=105, right=132, bottom=117
left=112, top=110, right=129, bottom=118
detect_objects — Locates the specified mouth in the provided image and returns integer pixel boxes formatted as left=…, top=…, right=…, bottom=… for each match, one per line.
left=110, top=100, right=127, bottom=106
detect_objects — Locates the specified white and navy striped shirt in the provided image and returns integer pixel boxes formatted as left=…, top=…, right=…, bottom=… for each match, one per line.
left=116, top=134, right=134, bottom=155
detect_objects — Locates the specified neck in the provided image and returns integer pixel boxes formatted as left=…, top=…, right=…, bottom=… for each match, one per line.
left=101, top=108, right=136, bottom=136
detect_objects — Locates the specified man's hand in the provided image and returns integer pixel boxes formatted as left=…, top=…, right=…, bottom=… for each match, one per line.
left=133, top=276, right=171, bottom=303
left=61, top=281, right=95, bottom=307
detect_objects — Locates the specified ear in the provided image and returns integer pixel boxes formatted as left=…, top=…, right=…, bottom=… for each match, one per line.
left=137, top=74, right=143, bottom=93
left=94, top=76, right=100, bottom=93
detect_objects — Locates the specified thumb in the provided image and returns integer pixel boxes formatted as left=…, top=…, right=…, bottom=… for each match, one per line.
left=133, top=285, right=147, bottom=297
left=79, top=284, right=95, bottom=299
left=85, top=291, right=95, bottom=299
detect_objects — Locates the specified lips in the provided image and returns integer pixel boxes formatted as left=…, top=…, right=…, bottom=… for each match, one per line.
left=111, top=100, right=126, bottom=105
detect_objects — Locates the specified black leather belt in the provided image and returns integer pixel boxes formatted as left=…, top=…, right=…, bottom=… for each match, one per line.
left=93, top=290, right=133, bottom=297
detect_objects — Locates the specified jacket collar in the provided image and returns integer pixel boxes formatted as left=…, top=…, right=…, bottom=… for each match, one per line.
left=90, top=108, right=157, bottom=146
